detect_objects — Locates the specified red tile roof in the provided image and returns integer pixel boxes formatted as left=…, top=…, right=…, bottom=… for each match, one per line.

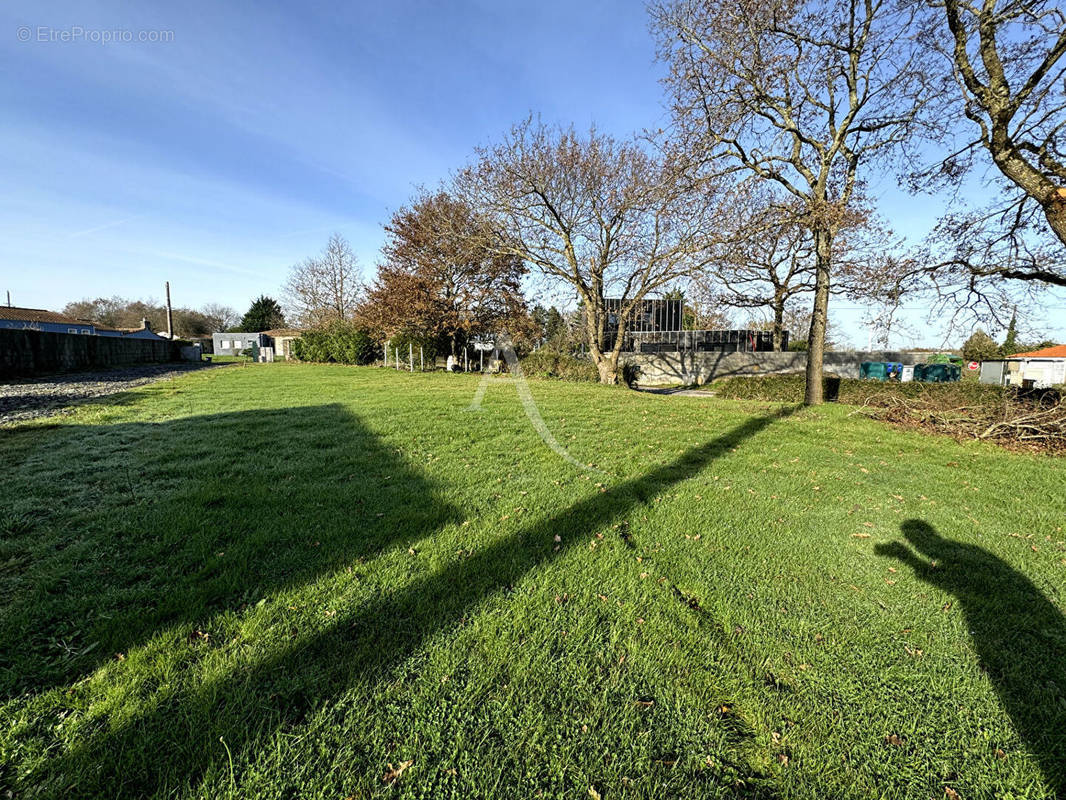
left=1010, top=344, right=1066, bottom=359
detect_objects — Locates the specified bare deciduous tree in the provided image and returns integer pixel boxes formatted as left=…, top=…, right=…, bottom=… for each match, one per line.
left=900, top=0, right=1066, bottom=323
left=283, top=234, right=362, bottom=327
left=922, top=0, right=1066, bottom=258
left=651, top=0, right=936, bottom=402
left=705, top=188, right=817, bottom=350
left=200, top=303, right=239, bottom=333
left=455, top=118, right=719, bottom=384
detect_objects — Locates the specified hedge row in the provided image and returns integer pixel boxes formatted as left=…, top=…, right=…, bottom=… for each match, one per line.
left=710, top=374, right=1009, bottom=408
left=291, top=323, right=379, bottom=365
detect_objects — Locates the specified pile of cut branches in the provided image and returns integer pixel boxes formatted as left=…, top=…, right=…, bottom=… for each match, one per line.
left=853, top=388, right=1065, bottom=453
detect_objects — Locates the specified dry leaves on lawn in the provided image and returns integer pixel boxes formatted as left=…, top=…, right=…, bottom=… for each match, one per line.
left=382, top=759, right=414, bottom=784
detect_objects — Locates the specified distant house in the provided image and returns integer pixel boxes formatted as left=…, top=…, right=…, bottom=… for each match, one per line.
left=0, top=306, right=95, bottom=335
left=979, top=344, right=1066, bottom=389
left=212, top=329, right=302, bottom=359
left=261, top=328, right=302, bottom=360
left=0, top=306, right=167, bottom=341
left=92, top=318, right=168, bottom=341
left=212, top=332, right=270, bottom=356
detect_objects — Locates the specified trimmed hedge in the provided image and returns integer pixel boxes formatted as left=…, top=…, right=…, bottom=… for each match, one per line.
left=519, top=351, right=599, bottom=382
left=292, top=323, right=379, bottom=365
left=710, top=373, right=1009, bottom=407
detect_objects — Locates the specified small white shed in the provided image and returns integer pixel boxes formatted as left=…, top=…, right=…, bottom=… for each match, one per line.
left=984, top=345, right=1066, bottom=389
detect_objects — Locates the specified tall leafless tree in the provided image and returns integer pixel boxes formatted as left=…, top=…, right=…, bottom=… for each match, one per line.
left=283, top=234, right=362, bottom=327
left=200, top=303, right=239, bottom=333
left=455, top=118, right=720, bottom=384
left=651, top=0, right=937, bottom=403
left=925, top=0, right=1066, bottom=257
left=900, top=0, right=1066, bottom=326
left=705, top=188, right=817, bottom=350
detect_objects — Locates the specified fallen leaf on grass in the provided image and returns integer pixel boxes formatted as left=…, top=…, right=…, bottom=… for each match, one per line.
left=588, top=787, right=602, bottom=800
left=885, top=734, right=906, bottom=747
left=382, top=759, right=414, bottom=784
left=777, top=753, right=789, bottom=766
left=945, top=788, right=960, bottom=800
left=851, top=533, right=871, bottom=539
left=994, top=747, right=1006, bottom=760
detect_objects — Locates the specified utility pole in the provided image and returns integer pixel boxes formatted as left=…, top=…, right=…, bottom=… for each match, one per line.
left=5, top=290, right=10, bottom=307
left=165, top=281, right=174, bottom=339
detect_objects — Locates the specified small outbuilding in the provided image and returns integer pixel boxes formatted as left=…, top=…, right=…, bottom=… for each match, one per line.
left=980, top=345, right=1066, bottom=389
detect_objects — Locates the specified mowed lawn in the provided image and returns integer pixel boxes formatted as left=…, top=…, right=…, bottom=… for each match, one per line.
left=1, top=365, right=1064, bottom=799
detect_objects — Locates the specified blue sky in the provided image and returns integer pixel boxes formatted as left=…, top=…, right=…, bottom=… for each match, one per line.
left=1, top=0, right=1063, bottom=347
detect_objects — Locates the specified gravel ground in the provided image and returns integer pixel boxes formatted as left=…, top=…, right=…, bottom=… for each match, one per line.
left=0, top=362, right=229, bottom=425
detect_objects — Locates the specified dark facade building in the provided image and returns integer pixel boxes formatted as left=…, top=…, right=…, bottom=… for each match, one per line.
left=602, top=297, right=787, bottom=353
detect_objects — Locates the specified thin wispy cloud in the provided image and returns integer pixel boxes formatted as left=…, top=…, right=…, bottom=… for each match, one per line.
left=67, top=214, right=144, bottom=239
left=141, top=249, right=260, bottom=278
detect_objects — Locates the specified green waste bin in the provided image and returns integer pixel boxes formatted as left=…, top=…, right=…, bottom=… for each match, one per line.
left=824, top=374, right=841, bottom=402
left=860, top=361, right=887, bottom=381
left=923, top=364, right=950, bottom=382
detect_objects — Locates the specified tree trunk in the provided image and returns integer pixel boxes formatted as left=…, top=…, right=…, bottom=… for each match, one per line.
left=596, top=355, right=620, bottom=385
left=804, top=229, right=832, bottom=406
left=1046, top=192, right=1066, bottom=251
left=772, top=298, right=785, bottom=352
left=579, top=289, right=622, bottom=385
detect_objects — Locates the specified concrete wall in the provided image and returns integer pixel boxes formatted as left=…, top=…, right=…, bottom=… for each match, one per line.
left=623, top=350, right=932, bottom=385
left=0, top=328, right=177, bottom=378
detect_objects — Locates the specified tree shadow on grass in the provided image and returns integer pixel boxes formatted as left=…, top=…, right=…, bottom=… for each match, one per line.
left=877, top=520, right=1066, bottom=796
left=0, top=403, right=458, bottom=699
left=24, top=405, right=799, bottom=797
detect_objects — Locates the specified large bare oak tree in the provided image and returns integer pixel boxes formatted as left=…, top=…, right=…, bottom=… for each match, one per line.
left=456, top=118, right=719, bottom=384
left=903, top=0, right=1066, bottom=325
left=651, top=0, right=936, bottom=403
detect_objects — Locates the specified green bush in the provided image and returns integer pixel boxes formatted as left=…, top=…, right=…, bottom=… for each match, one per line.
left=292, top=323, right=379, bottom=365
left=519, top=350, right=599, bottom=382
left=961, top=329, right=1000, bottom=362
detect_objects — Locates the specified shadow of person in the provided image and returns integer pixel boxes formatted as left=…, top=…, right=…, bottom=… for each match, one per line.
left=26, top=405, right=799, bottom=797
left=0, top=403, right=459, bottom=699
left=876, top=520, right=1066, bottom=795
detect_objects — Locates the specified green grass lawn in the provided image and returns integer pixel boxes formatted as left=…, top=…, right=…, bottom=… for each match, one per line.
left=1, top=364, right=1064, bottom=799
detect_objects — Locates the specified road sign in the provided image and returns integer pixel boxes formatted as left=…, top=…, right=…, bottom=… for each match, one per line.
left=967, top=361, right=979, bottom=371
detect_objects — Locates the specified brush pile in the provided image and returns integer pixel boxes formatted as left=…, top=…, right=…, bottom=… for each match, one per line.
left=852, top=387, right=1065, bottom=453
